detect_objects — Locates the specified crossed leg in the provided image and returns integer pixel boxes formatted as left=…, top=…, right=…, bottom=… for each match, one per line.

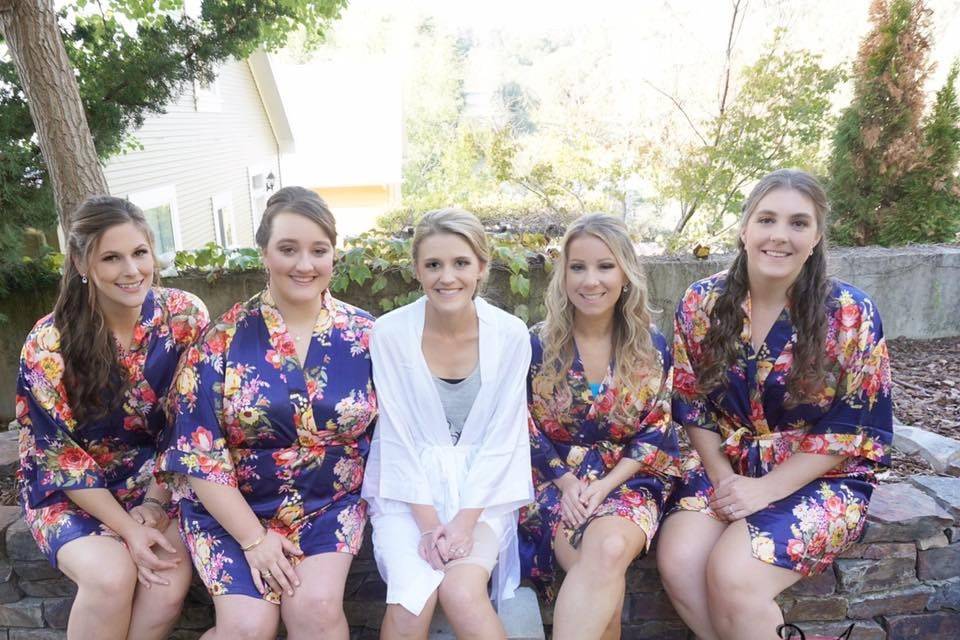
left=552, top=516, right=647, bottom=640
left=126, top=520, right=193, bottom=640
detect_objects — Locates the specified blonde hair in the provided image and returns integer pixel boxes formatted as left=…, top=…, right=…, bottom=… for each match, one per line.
left=539, top=214, right=657, bottom=421
left=412, top=208, right=490, bottom=292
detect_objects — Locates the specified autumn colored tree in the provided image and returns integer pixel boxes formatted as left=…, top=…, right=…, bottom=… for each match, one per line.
left=828, top=0, right=960, bottom=245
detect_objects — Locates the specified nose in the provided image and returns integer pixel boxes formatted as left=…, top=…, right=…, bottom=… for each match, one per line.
left=295, top=251, right=313, bottom=271
left=769, top=224, right=788, bottom=243
left=122, top=255, right=139, bottom=275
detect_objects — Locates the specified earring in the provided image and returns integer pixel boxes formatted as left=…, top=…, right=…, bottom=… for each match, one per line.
left=622, top=284, right=629, bottom=292
left=81, top=274, right=88, bottom=284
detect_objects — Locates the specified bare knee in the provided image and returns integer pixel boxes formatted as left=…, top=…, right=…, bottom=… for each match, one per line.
left=438, top=577, right=488, bottom=621
left=76, top=555, right=137, bottom=602
left=706, top=559, right=756, bottom=629
left=285, top=589, right=345, bottom=628
left=384, top=604, right=431, bottom=639
left=582, top=533, right=634, bottom=574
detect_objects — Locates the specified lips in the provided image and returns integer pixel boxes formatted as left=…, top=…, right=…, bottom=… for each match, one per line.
left=579, top=291, right=606, bottom=301
left=290, top=275, right=317, bottom=286
left=762, top=250, right=792, bottom=258
left=116, top=279, right=144, bottom=292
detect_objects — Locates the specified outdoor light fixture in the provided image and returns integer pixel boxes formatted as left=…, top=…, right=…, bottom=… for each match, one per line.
left=265, top=171, right=276, bottom=191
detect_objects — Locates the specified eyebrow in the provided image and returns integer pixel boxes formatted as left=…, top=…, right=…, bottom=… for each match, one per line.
left=99, top=244, right=148, bottom=257
left=274, top=238, right=331, bottom=245
left=755, top=209, right=815, bottom=218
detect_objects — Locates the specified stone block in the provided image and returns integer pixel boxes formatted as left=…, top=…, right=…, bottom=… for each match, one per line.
left=625, top=568, right=664, bottom=593
left=167, top=632, right=203, bottom=640
left=838, top=541, right=916, bottom=560
left=782, top=620, right=885, bottom=640
left=8, top=631, right=67, bottom=640
left=0, top=430, right=18, bottom=478
left=344, top=601, right=386, bottom=629
left=846, top=584, right=935, bottom=618
left=836, top=557, right=918, bottom=594
left=860, top=483, right=952, bottom=543
left=353, top=575, right=386, bottom=601
left=0, top=508, right=22, bottom=560
left=882, top=611, right=960, bottom=638
left=909, top=475, right=960, bottom=519
left=0, top=562, right=22, bottom=604
left=926, top=577, right=960, bottom=611
left=917, top=543, right=960, bottom=581
left=917, top=532, right=950, bottom=550
left=617, top=621, right=689, bottom=639
left=17, top=578, right=76, bottom=598
left=0, top=598, right=45, bottom=628
left=177, top=603, right=214, bottom=630
left=947, top=526, right=960, bottom=543
left=41, top=597, right=72, bottom=629
left=426, top=587, right=544, bottom=640
left=5, top=521, right=45, bottom=564
left=782, top=595, right=848, bottom=621
left=624, top=590, right=681, bottom=622
left=894, top=425, right=960, bottom=476
left=11, top=562, right=61, bottom=583
left=785, top=568, right=837, bottom=596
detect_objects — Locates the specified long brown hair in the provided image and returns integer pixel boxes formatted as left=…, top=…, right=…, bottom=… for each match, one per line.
left=53, top=196, right=159, bottom=425
left=698, top=169, right=832, bottom=407
left=540, top=214, right=658, bottom=422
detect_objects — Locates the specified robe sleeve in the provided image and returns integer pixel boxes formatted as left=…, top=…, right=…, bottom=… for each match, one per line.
left=363, top=322, right=434, bottom=505
left=158, top=328, right=237, bottom=487
left=671, top=286, right=721, bottom=434
left=16, top=365, right=107, bottom=509
left=526, top=333, right=569, bottom=482
left=460, top=320, right=535, bottom=516
left=799, top=293, right=892, bottom=464
left=626, top=331, right=681, bottom=479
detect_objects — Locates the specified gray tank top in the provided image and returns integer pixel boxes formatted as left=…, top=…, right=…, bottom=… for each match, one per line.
left=433, top=365, right=481, bottom=445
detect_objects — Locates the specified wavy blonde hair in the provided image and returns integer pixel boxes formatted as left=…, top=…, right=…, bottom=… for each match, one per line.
left=539, top=214, right=658, bottom=421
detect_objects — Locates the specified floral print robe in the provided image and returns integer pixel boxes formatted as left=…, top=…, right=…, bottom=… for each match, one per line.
left=160, top=289, right=376, bottom=601
left=670, top=272, right=893, bottom=576
left=518, top=324, right=680, bottom=595
left=16, top=288, right=208, bottom=566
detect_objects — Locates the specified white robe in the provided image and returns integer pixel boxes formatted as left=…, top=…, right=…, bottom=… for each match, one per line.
left=361, top=296, right=534, bottom=615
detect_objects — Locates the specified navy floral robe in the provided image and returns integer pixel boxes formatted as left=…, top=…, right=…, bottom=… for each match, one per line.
left=518, top=324, right=680, bottom=596
left=16, top=288, right=208, bottom=565
left=160, top=288, right=377, bottom=601
left=670, top=273, right=893, bottom=576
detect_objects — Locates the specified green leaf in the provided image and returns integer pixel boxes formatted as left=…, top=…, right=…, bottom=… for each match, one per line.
left=513, top=304, right=529, bottom=323
left=510, top=273, right=530, bottom=298
left=371, top=275, right=388, bottom=294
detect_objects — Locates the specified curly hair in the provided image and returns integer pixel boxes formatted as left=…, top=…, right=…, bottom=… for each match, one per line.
left=697, top=169, right=833, bottom=407
left=53, top=196, right=160, bottom=425
left=539, top=214, right=658, bottom=422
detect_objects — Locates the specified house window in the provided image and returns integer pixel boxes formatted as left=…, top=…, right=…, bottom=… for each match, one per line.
left=127, top=186, right=182, bottom=256
left=248, top=165, right=277, bottom=231
left=212, top=191, right=237, bottom=247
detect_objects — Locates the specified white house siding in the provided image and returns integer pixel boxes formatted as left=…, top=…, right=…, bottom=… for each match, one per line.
left=103, top=59, right=281, bottom=250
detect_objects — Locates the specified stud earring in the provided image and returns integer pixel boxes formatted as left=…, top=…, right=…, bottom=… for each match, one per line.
left=81, top=274, right=88, bottom=284
left=622, top=284, right=629, bottom=292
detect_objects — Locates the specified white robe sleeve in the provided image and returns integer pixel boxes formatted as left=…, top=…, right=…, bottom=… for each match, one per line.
left=460, top=316, right=534, bottom=517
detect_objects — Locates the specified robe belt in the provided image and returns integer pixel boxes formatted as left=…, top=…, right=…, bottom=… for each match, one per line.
left=418, top=444, right=476, bottom=522
left=720, top=426, right=808, bottom=477
left=559, top=441, right=624, bottom=475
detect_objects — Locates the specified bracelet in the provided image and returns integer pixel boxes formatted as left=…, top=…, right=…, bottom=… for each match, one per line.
left=241, top=527, right=268, bottom=552
left=420, top=530, right=435, bottom=539
left=142, top=497, right=169, bottom=510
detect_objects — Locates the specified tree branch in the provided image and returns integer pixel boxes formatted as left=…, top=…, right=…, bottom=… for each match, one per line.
left=644, top=79, right=708, bottom=146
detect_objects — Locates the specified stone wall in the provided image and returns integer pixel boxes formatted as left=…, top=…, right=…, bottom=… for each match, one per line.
left=1, top=244, right=958, bottom=422
left=2, top=477, right=959, bottom=639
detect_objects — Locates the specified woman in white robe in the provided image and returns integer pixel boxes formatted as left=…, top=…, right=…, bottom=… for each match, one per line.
left=362, top=209, right=534, bottom=640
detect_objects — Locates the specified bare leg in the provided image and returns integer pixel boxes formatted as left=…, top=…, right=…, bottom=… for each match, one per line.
left=657, top=511, right=727, bottom=640
left=552, top=516, right=647, bottom=640
left=126, top=520, right=193, bottom=640
left=380, top=592, right=439, bottom=640
left=199, top=594, right=280, bottom=640
left=438, top=563, right=505, bottom=640
left=706, top=519, right=801, bottom=640
left=57, top=535, right=138, bottom=640
left=282, top=552, right=353, bottom=640
left=600, top=595, right=625, bottom=640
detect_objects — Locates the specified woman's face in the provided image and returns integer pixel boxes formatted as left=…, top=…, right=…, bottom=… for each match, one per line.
left=261, top=212, right=335, bottom=307
left=414, top=232, right=485, bottom=313
left=84, top=222, right=155, bottom=318
left=564, top=233, right=627, bottom=322
left=739, top=188, right=822, bottom=288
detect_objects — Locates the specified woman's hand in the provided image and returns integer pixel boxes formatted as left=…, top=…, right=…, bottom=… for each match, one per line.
left=418, top=525, right=447, bottom=570
left=129, top=502, right=169, bottom=532
left=122, top=522, right=180, bottom=587
left=244, top=529, right=303, bottom=597
left=710, top=474, right=775, bottom=521
left=579, top=476, right=614, bottom=517
left=440, top=515, right=475, bottom=563
left=555, top=472, right=589, bottom=528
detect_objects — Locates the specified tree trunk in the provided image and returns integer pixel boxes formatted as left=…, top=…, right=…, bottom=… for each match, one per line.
left=0, top=0, right=108, bottom=231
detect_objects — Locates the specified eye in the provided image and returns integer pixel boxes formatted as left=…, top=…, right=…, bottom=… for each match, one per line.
left=134, top=248, right=149, bottom=257
left=280, top=246, right=296, bottom=255
left=757, top=217, right=774, bottom=224
left=313, top=248, right=329, bottom=257
left=569, top=263, right=584, bottom=272
left=792, top=219, right=811, bottom=228
left=103, top=255, right=118, bottom=262
left=425, top=260, right=439, bottom=269
left=455, top=258, right=471, bottom=267
left=599, top=262, right=616, bottom=270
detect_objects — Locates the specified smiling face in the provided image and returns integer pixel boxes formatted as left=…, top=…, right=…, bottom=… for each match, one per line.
left=84, top=222, right=156, bottom=318
left=414, top=232, right=486, bottom=313
left=564, top=233, right=628, bottom=322
left=261, top=212, right=335, bottom=307
left=740, top=187, right=822, bottom=288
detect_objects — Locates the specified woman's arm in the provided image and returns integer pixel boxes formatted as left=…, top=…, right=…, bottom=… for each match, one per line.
left=188, top=477, right=302, bottom=596
left=686, top=426, right=735, bottom=486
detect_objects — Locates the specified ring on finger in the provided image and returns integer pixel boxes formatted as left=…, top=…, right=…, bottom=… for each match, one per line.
left=725, top=506, right=734, bottom=516
left=261, top=570, right=273, bottom=578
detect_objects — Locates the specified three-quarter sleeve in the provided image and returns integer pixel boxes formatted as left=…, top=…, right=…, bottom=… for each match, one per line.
left=526, top=332, right=570, bottom=482
left=626, top=332, right=681, bottom=480
left=799, top=293, right=893, bottom=464
left=671, top=285, right=721, bottom=434
left=158, top=334, right=238, bottom=487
